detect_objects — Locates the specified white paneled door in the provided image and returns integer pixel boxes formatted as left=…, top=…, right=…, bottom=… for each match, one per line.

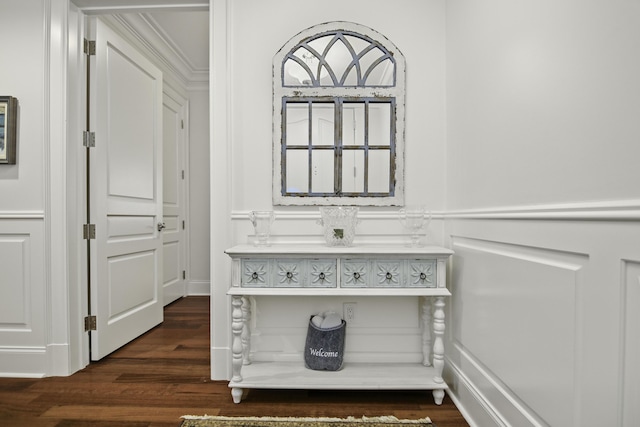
left=88, top=18, right=164, bottom=360
left=162, top=94, right=187, bottom=305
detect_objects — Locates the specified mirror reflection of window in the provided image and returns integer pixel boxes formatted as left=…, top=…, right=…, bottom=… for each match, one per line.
left=274, top=22, right=405, bottom=206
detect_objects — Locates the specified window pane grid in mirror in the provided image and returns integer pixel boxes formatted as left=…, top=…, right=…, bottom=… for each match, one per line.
left=282, top=97, right=393, bottom=197
left=285, top=149, right=309, bottom=194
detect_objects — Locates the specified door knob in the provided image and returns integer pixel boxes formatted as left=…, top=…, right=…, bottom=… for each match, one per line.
left=157, top=222, right=166, bottom=231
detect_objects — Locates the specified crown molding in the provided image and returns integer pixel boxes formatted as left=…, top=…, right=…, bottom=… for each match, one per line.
left=73, top=0, right=208, bottom=15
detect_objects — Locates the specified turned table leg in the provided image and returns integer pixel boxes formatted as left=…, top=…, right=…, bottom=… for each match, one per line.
left=432, top=296, right=446, bottom=383
left=420, top=296, right=433, bottom=366
left=231, top=296, right=244, bottom=403
left=432, top=296, right=446, bottom=405
left=241, top=296, right=252, bottom=365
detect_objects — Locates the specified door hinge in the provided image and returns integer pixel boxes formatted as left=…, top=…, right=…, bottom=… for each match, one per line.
left=182, top=220, right=185, bottom=230
left=83, top=224, right=96, bottom=240
left=181, top=170, right=185, bottom=180
left=84, top=39, right=96, bottom=56
left=83, top=131, right=95, bottom=147
left=84, top=315, right=97, bottom=332
left=181, top=119, right=184, bottom=129
left=183, top=270, right=186, bottom=280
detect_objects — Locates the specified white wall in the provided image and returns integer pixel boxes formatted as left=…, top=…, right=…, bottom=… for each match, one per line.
left=210, top=0, right=447, bottom=379
left=0, top=4, right=46, bottom=207
left=187, top=87, right=210, bottom=295
left=0, top=0, right=65, bottom=377
left=228, top=0, right=447, bottom=213
left=445, top=1, right=640, bottom=426
left=446, top=0, right=640, bottom=210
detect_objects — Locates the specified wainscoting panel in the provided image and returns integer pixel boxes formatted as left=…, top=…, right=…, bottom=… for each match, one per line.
left=446, top=217, right=640, bottom=427
left=450, top=237, right=586, bottom=427
left=0, top=218, right=46, bottom=376
left=0, top=234, right=30, bottom=326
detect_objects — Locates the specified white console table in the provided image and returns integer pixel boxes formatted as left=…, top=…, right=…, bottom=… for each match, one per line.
left=225, top=244, right=454, bottom=404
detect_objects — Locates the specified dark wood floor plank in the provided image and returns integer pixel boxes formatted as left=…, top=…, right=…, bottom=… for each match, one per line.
left=0, top=296, right=469, bottom=427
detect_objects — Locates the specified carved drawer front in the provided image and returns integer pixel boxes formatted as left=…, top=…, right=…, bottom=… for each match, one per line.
left=407, top=260, right=436, bottom=288
left=341, top=259, right=437, bottom=288
left=341, top=260, right=369, bottom=287
left=308, top=259, right=337, bottom=287
left=241, top=259, right=271, bottom=287
left=241, top=258, right=336, bottom=288
left=373, top=260, right=404, bottom=287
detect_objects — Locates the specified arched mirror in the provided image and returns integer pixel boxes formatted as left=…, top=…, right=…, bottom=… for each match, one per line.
left=273, top=22, right=405, bottom=206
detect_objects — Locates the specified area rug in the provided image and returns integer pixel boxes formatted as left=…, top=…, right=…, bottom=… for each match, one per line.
left=180, top=415, right=433, bottom=427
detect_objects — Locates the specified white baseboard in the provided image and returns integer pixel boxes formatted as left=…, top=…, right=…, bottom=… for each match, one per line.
left=46, top=343, right=72, bottom=376
left=445, top=355, right=503, bottom=427
left=187, top=280, right=210, bottom=296
left=211, top=346, right=231, bottom=380
left=0, top=347, right=47, bottom=378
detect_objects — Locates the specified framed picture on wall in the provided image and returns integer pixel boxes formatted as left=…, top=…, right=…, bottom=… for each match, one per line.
left=0, top=96, right=18, bottom=164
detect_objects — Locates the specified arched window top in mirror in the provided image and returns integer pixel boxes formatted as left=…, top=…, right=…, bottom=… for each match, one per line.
left=273, top=22, right=405, bottom=206
left=282, top=30, right=396, bottom=87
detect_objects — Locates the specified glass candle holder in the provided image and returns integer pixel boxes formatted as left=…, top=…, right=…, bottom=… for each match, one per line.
left=249, top=211, right=276, bottom=246
left=398, top=206, right=432, bottom=247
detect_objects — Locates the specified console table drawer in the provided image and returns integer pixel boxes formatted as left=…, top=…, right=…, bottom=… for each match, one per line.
left=341, top=259, right=436, bottom=288
left=241, top=258, right=337, bottom=288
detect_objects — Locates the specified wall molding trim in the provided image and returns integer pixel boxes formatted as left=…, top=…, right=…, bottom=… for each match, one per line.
left=0, top=211, right=46, bottom=219
left=231, top=200, right=640, bottom=222
left=230, top=210, right=446, bottom=221
left=446, top=200, right=640, bottom=221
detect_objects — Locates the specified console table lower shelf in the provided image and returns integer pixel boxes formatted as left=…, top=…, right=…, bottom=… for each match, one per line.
left=228, top=361, right=448, bottom=404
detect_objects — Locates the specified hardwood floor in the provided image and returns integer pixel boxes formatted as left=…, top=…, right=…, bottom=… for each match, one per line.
left=0, top=297, right=469, bottom=427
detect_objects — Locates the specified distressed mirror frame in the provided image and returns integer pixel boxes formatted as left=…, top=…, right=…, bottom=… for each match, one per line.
left=273, top=22, right=406, bottom=206
left=0, top=96, right=18, bottom=165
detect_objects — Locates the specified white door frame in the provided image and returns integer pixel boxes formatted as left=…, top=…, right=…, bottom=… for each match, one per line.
left=60, top=0, right=205, bottom=375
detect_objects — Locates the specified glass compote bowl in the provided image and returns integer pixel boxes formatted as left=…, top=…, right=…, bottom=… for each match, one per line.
left=317, top=207, right=360, bottom=247
left=398, top=206, right=432, bottom=247
left=249, top=211, right=276, bottom=246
